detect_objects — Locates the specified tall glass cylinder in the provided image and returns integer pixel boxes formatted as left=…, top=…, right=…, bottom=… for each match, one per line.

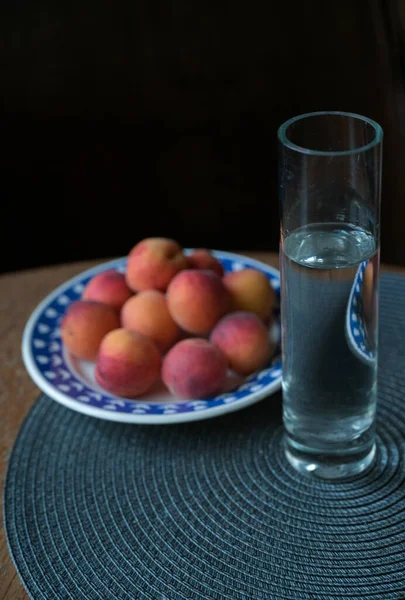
left=278, top=111, right=383, bottom=479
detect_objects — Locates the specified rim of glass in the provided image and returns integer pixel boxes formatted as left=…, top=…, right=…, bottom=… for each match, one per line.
left=277, top=111, right=383, bottom=156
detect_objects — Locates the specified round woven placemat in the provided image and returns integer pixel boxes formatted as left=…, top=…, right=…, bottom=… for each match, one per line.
left=4, top=273, right=405, bottom=600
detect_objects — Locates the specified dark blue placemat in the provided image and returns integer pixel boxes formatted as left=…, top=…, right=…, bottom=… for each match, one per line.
left=4, top=273, right=405, bottom=599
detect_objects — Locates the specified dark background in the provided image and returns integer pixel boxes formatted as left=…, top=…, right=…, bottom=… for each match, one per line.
left=1, top=0, right=405, bottom=274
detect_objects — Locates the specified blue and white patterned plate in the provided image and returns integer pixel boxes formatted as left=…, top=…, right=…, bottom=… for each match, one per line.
left=22, top=251, right=282, bottom=424
left=345, top=259, right=376, bottom=365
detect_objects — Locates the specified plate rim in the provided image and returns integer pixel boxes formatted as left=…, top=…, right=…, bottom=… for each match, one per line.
left=21, top=250, right=281, bottom=424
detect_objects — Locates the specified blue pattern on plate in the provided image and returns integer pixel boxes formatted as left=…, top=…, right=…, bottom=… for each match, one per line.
left=29, top=254, right=281, bottom=416
left=346, top=259, right=375, bottom=364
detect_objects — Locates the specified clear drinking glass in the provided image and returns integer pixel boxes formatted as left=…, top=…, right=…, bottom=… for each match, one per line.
left=278, top=111, right=383, bottom=479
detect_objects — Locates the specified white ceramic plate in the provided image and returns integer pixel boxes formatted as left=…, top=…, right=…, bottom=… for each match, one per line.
left=22, top=250, right=282, bottom=423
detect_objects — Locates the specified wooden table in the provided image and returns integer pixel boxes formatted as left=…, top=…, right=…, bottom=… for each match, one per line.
left=0, top=252, right=402, bottom=599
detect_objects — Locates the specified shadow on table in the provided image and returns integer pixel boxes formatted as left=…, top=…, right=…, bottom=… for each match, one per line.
left=93, top=391, right=283, bottom=447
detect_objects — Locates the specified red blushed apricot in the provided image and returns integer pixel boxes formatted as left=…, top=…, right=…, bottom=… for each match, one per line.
left=95, top=328, right=161, bottom=397
left=125, top=237, right=188, bottom=292
left=82, top=269, right=133, bottom=311
left=121, top=290, right=181, bottom=353
left=162, top=338, right=227, bottom=399
left=210, top=311, right=273, bottom=375
left=61, top=300, right=120, bottom=361
left=186, top=249, right=224, bottom=277
left=167, top=269, right=230, bottom=335
left=223, top=268, right=276, bottom=321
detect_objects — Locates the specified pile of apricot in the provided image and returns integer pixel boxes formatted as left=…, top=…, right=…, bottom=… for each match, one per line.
left=61, top=238, right=276, bottom=399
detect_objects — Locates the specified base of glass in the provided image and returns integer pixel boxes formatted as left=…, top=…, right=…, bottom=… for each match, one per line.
left=284, top=435, right=376, bottom=480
